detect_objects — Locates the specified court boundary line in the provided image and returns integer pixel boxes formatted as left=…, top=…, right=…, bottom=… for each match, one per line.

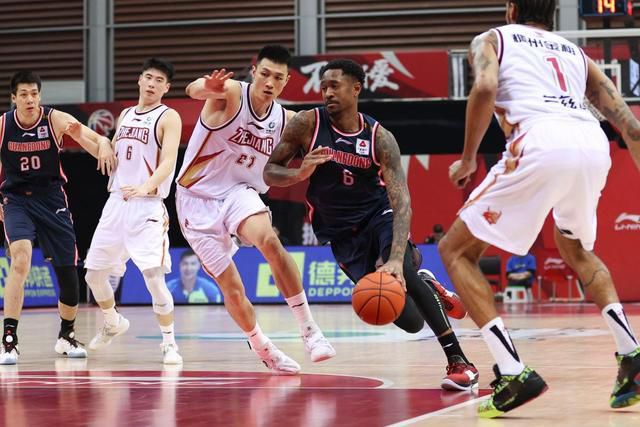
left=385, top=393, right=489, bottom=426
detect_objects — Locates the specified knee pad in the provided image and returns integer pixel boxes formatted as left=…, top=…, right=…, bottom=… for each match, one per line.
left=54, top=265, right=79, bottom=306
left=143, top=268, right=174, bottom=315
left=85, top=269, right=115, bottom=302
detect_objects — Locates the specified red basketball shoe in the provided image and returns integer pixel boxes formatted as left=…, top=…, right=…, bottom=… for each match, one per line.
left=441, top=356, right=479, bottom=391
left=418, top=269, right=467, bottom=320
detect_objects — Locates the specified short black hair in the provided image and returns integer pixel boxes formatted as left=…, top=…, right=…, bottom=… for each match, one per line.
left=10, top=70, right=41, bottom=95
left=257, top=45, right=292, bottom=68
left=320, top=59, right=365, bottom=86
left=142, top=57, right=175, bottom=82
left=511, top=0, right=556, bottom=31
left=179, top=249, right=198, bottom=262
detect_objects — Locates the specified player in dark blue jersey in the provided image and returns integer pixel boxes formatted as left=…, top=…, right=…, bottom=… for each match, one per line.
left=0, top=71, right=116, bottom=364
left=264, top=59, right=479, bottom=391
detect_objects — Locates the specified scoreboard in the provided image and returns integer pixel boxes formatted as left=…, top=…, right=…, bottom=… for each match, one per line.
left=579, top=0, right=633, bottom=17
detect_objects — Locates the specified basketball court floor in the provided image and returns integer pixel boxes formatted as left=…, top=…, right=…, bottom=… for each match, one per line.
left=1, top=303, right=639, bottom=426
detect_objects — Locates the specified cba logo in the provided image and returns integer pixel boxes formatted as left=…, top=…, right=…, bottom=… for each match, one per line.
left=88, top=109, right=115, bottom=137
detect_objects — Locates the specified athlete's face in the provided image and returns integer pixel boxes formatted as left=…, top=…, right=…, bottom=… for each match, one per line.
left=251, top=59, right=290, bottom=100
left=12, top=83, right=41, bottom=115
left=179, top=255, right=201, bottom=282
left=138, top=68, right=170, bottom=104
left=320, top=70, right=361, bottom=115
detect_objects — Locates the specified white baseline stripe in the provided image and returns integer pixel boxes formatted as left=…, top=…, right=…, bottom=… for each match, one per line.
left=385, top=394, right=489, bottom=427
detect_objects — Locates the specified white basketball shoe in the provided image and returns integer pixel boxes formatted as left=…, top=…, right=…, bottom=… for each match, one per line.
left=0, top=334, right=19, bottom=365
left=161, top=343, right=183, bottom=365
left=302, top=323, right=336, bottom=362
left=252, top=340, right=301, bottom=375
left=55, top=331, right=88, bottom=358
left=89, top=314, right=130, bottom=351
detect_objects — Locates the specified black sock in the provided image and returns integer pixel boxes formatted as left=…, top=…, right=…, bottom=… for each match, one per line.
left=3, top=318, right=19, bottom=345
left=59, top=318, right=75, bottom=338
left=438, top=332, right=470, bottom=364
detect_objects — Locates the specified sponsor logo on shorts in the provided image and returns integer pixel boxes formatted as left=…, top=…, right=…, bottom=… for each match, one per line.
left=614, top=212, right=640, bottom=231
left=482, top=207, right=502, bottom=225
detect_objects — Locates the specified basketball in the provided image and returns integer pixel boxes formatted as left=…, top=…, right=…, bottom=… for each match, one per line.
left=352, top=271, right=406, bottom=325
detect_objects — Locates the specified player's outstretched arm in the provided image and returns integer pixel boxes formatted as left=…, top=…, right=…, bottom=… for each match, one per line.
left=185, top=69, right=240, bottom=100
left=449, top=30, right=499, bottom=189
left=121, top=109, right=182, bottom=199
left=264, top=110, right=332, bottom=186
left=53, top=110, right=116, bottom=175
left=586, top=59, right=640, bottom=170
left=375, top=125, right=410, bottom=290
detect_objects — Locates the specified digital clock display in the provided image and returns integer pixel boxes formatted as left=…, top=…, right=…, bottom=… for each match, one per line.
left=579, top=0, right=633, bottom=17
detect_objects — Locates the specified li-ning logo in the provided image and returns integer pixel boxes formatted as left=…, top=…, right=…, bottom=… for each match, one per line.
left=482, top=207, right=502, bottom=225
left=614, top=213, right=640, bottom=231
left=543, top=257, right=565, bottom=270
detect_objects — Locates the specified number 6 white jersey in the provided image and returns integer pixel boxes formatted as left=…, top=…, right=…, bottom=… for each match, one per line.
left=492, top=24, right=597, bottom=137
left=109, top=104, right=173, bottom=198
left=176, top=81, right=286, bottom=199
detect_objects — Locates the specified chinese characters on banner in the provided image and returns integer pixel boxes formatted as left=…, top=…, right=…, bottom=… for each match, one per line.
left=282, top=51, right=450, bottom=102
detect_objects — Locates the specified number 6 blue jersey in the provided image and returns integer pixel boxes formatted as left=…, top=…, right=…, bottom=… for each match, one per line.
left=306, top=107, right=390, bottom=244
left=0, top=106, right=66, bottom=194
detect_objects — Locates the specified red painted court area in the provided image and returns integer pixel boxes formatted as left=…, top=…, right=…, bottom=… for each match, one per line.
left=0, top=370, right=487, bottom=426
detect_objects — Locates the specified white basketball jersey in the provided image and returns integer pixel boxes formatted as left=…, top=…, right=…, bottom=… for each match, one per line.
left=109, top=104, right=173, bottom=198
left=176, top=81, right=286, bottom=198
left=492, top=24, right=597, bottom=136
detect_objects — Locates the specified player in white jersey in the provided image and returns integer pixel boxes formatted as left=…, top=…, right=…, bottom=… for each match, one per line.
left=438, top=0, right=640, bottom=418
left=84, top=58, right=183, bottom=364
left=176, top=45, right=335, bottom=374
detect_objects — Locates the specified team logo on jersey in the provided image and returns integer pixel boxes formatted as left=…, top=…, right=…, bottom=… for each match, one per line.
left=356, top=138, right=370, bottom=156
left=482, top=207, right=502, bottom=225
left=37, top=126, right=49, bottom=139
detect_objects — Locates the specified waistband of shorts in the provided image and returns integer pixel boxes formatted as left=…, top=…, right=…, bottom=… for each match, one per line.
left=109, top=191, right=164, bottom=202
left=176, top=186, right=213, bottom=200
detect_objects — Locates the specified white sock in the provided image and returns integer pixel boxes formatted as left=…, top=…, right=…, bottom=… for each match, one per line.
left=246, top=323, right=269, bottom=350
left=285, top=292, right=315, bottom=332
left=481, top=317, right=525, bottom=375
left=602, top=303, right=639, bottom=355
left=101, top=305, right=119, bottom=326
left=160, top=323, right=176, bottom=345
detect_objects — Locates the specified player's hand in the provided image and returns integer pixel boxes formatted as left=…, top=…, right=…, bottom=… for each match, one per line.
left=97, top=138, right=117, bottom=176
left=0, top=204, right=4, bottom=223
left=64, top=120, right=83, bottom=141
left=297, top=147, right=333, bottom=182
left=377, top=259, right=407, bottom=292
left=449, top=158, right=477, bottom=189
left=203, top=69, right=234, bottom=94
left=121, top=184, right=151, bottom=200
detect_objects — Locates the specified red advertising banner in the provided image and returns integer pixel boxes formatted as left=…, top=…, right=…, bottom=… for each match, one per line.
left=280, top=51, right=450, bottom=102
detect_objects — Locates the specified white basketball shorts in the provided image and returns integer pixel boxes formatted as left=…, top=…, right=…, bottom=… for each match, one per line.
left=459, top=119, right=611, bottom=255
left=85, top=193, right=171, bottom=275
left=175, top=184, right=269, bottom=278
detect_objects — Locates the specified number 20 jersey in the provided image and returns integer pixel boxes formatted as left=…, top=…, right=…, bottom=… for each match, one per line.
left=176, top=81, right=286, bottom=199
left=0, top=106, right=65, bottom=193
left=492, top=24, right=597, bottom=137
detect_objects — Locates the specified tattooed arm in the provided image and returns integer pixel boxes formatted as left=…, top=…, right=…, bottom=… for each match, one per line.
left=376, top=125, right=411, bottom=289
left=586, top=59, right=640, bottom=170
left=264, top=110, right=332, bottom=186
left=449, top=30, right=500, bottom=188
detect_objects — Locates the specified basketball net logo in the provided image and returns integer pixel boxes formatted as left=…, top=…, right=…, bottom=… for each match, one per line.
left=88, top=109, right=115, bottom=137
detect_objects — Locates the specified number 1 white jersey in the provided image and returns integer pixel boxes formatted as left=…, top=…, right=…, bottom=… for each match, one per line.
left=176, top=81, right=286, bottom=199
left=109, top=104, right=173, bottom=198
left=492, top=24, right=597, bottom=136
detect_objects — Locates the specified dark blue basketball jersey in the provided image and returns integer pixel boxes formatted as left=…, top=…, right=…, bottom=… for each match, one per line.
left=306, top=107, right=390, bottom=244
left=0, top=106, right=66, bottom=193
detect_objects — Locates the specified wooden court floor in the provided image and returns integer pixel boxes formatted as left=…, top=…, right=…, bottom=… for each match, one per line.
left=1, top=302, right=639, bottom=426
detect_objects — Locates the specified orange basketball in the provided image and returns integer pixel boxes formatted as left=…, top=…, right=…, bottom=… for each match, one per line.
left=352, top=271, right=406, bottom=325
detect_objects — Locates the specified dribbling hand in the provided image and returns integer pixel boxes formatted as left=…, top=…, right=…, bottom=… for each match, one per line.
left=448, top=158, right=477, bottom=189
left=297, top=147, right=333, bottom=182
left=377, top=259, right=407, bottom=292
left=203, top=69, right=234, bottom=94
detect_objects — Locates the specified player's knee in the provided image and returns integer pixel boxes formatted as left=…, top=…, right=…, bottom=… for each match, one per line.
left=255, top=232, right=282, bottom=254
left=85, top=269, right=114, bottom=302
left=55, top=265, right=80, bottom=306
left=9, top=245, right=32, bottom=276
left=437, top=235, right=455, bottom=265
left=142, top=268, right=174, bottom=315
left=222, top=287, right=246, bottom=307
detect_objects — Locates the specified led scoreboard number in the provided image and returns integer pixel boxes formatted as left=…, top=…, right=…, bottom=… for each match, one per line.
left=579, top=0, right=633, bottom=17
